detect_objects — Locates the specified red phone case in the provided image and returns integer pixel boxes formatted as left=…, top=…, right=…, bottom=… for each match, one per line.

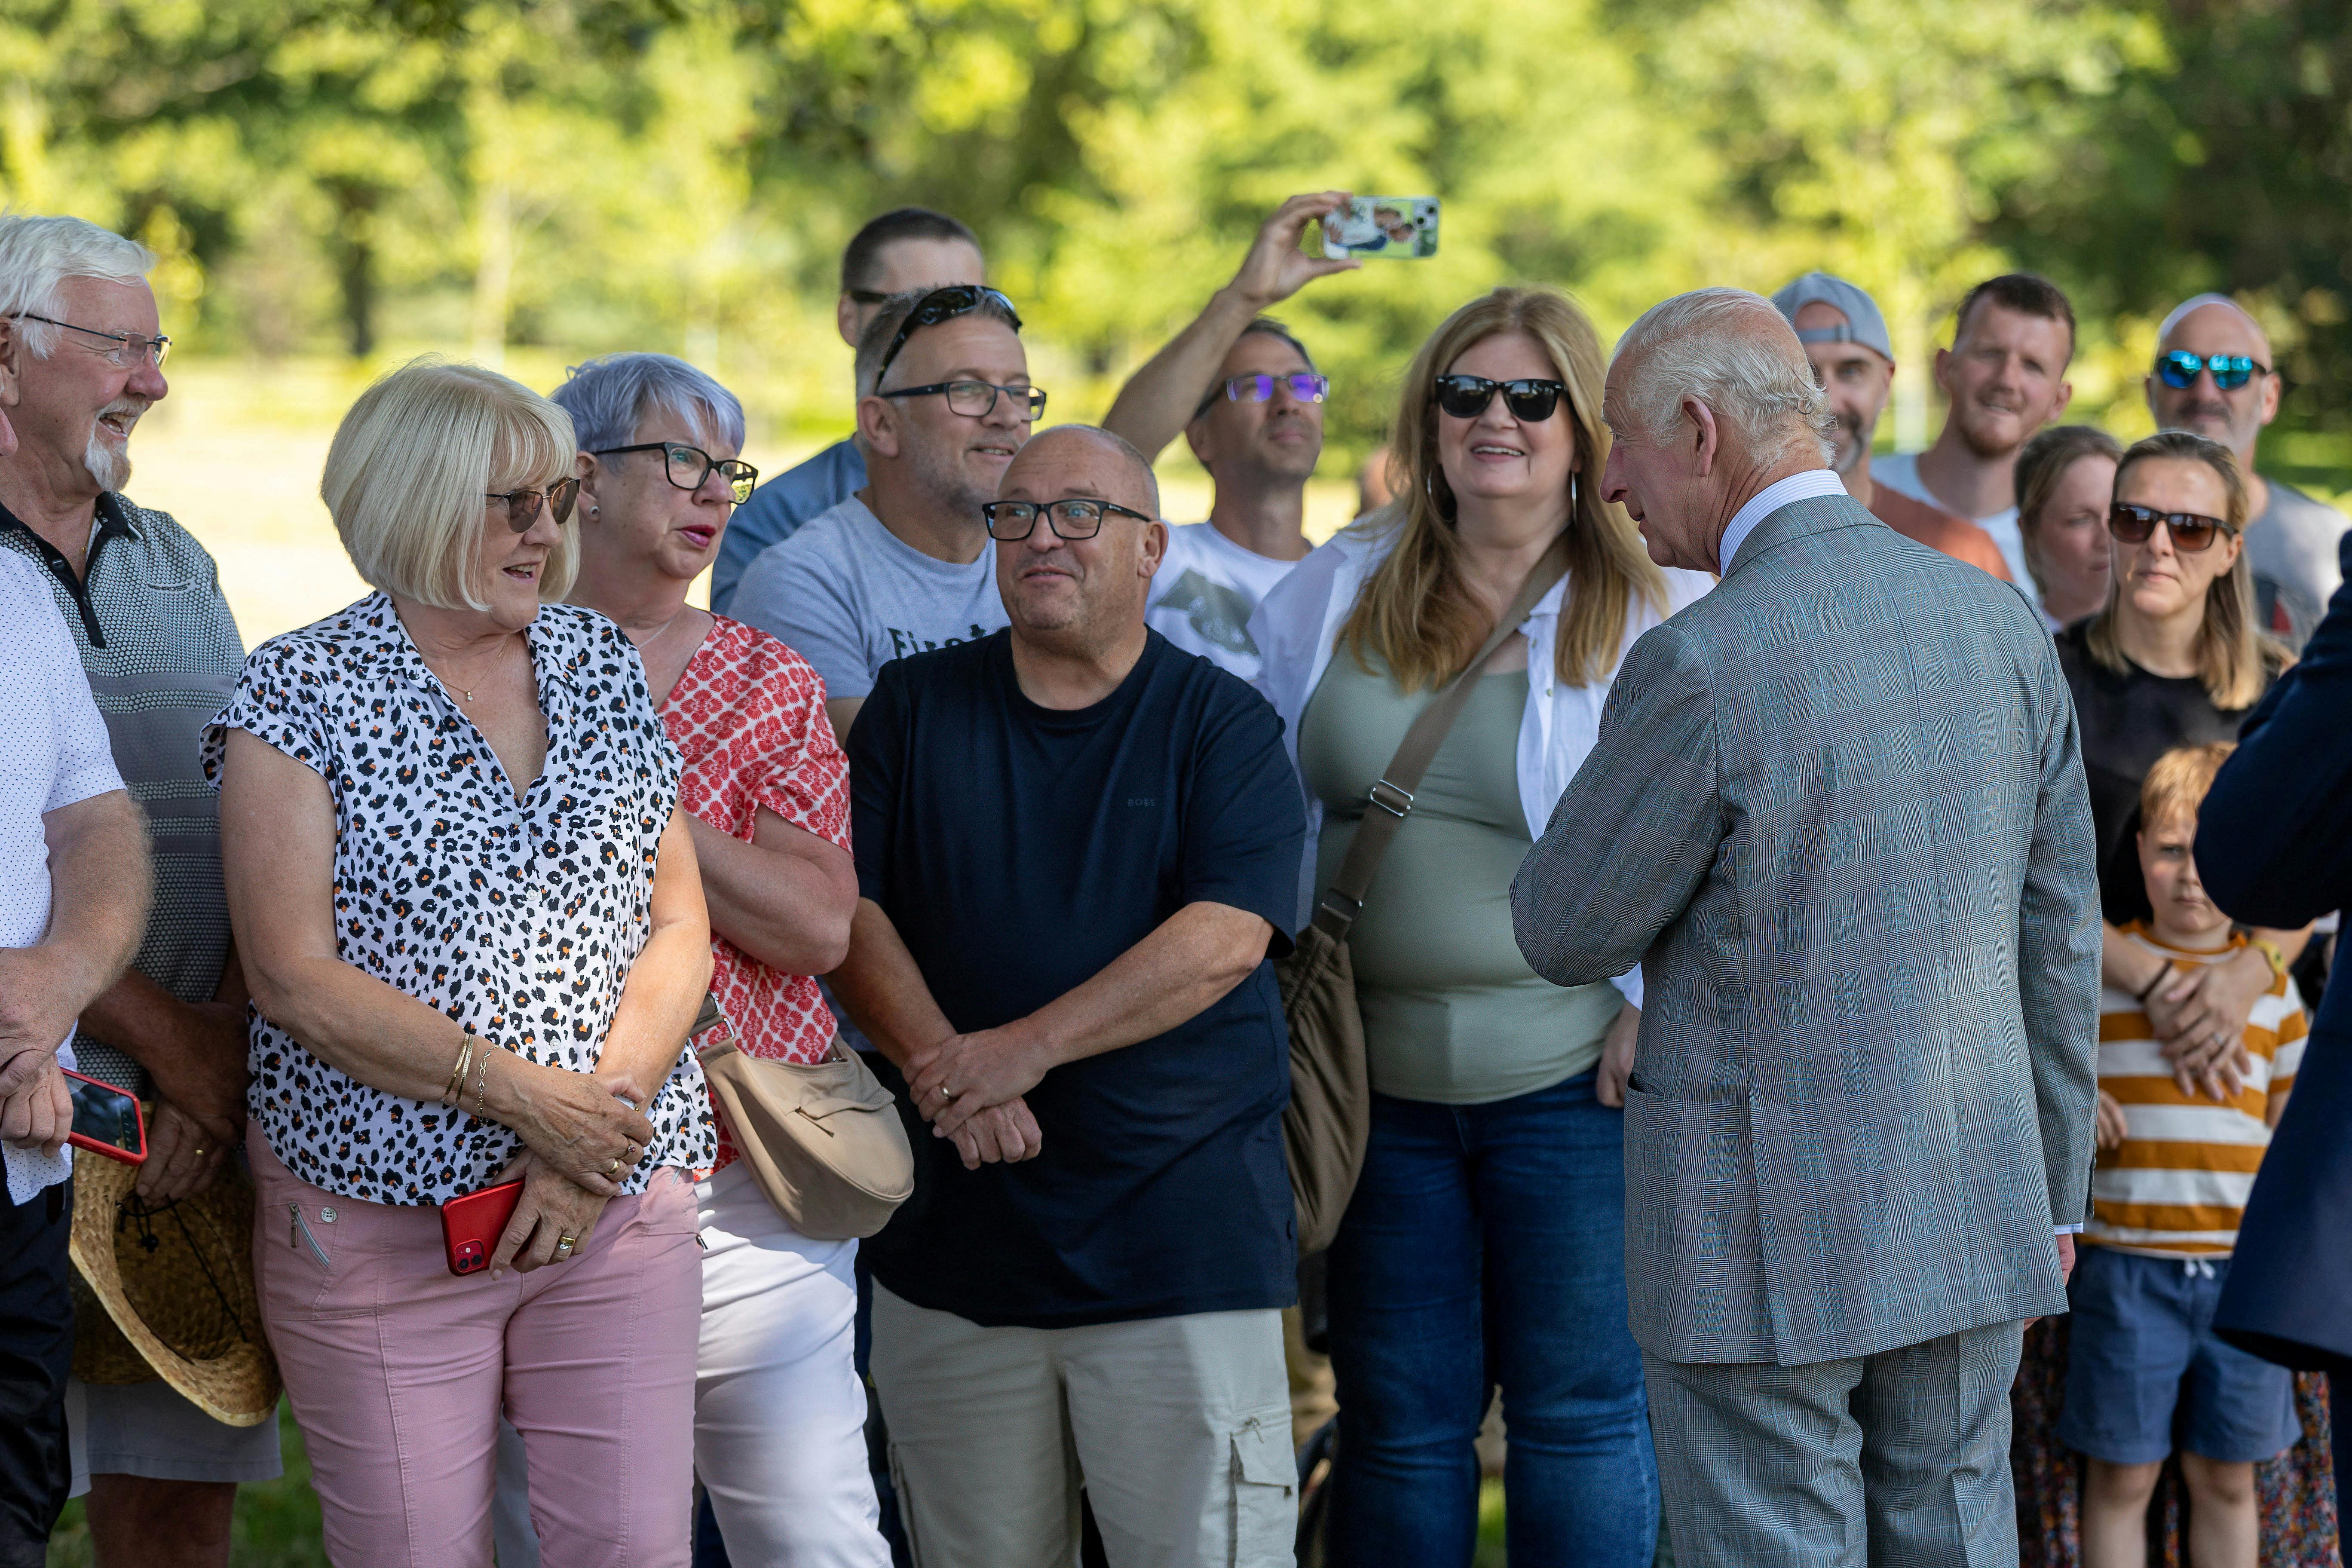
left=61, top=1068, right=147, bottom=1165
left=439, top=1179, right=525, bottom=1277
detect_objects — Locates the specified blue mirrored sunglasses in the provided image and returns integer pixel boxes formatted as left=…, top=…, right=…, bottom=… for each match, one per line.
left=2156, top=350, right=2267, bottom=391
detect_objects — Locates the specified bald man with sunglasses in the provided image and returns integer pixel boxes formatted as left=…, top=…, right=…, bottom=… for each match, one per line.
left=1106, top=193, right=1360, bottom=679
left=2146, top=293, right=2348, bottom=651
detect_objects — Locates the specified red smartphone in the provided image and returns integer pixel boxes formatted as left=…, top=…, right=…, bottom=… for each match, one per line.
left=439, top=1178, right=524, bottom=1277
left=61, top=1069, right=147, bottom=1165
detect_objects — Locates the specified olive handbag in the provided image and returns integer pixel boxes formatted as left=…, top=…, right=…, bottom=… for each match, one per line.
left=1278, top=536, right=1573, bottom=1255
left=690, top=996, right=916, bottom=1240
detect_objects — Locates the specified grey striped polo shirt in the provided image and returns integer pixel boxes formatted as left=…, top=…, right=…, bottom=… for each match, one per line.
left=1, top=493, right=244, bottom=1092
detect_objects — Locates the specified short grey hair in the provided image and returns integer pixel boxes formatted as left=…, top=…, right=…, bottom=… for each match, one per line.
left=1611, top=287, right=1836, bottom=462
left=853, top=287, right=1020, bottom=400
left=548, top=353, right=746, bottom=457
left=0, top=215, right=156, bottom=359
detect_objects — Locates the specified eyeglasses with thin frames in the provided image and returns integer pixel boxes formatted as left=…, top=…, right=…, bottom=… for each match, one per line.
left=487, top=478, right=580, bottom=533
left=590, top=442, right=760, bottom=504
left=14, top=312, right=171, bottom=370
left=982, top=497, right=1153, bottom=541
left=1194, top=372, right=1329, bottom=420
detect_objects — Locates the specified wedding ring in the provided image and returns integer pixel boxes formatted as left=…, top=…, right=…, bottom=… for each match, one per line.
left=604, top=1156, right=622, bottom=1176
left=555, top=1234, right=577, bottom=1257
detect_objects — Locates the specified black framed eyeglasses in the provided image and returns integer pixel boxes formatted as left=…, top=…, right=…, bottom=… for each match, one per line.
left=981, top=497, right=1153, bottom=541
left=591, top=442, right=760, bottom=504
left=2156, top=350, right=2268, bottom=392
left=1193, top=372, right=1329, bottom=420
left=1432, top=375, right=1568, bottom=423
left=14, top=312, right=171, bottom=370
left=873, top=286, right=1023, bottom=386
left=487, top=478, right=580, bottom=533
left=2107, top=501, right=2235, bottom=553
left=879, top=380, right=1046, bottom=421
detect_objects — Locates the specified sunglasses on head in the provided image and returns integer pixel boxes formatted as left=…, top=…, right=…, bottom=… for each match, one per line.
left=1432, top=375, right=1568, bottom=423
left=2107, top=501, right=2234, bottom=553
left=487, top=478, right=579, bottom=533
left=2155, top=350, right=2269, bottom=392
left=872, top=286, right=1023, bottom=387
left=1193, top=372, right=1330, bottom=420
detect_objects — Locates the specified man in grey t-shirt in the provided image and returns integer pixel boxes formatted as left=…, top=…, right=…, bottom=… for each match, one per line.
left=730, top=284, right=1038, bottom=740
left=2147, top=291, right=2349, bottom=649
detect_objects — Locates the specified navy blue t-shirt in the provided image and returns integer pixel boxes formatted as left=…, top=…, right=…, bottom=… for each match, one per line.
left=851, top=630, right=1305, bottom=1329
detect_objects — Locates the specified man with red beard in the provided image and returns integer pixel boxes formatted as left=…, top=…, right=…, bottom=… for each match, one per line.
left=1874, top=273, right=2077, bottom=595
left=0, top=216, right=278, bottom=1568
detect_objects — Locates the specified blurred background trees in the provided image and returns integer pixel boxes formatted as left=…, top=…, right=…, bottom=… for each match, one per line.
left=3, top=0, right=2348, bottom=482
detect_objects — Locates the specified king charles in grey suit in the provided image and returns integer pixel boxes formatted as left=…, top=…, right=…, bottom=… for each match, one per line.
left=1510, top=289, right=2102, bottom=1568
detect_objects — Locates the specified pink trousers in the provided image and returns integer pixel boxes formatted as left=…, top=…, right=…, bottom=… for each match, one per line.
left=250, top=1133, right=701, bottom=1568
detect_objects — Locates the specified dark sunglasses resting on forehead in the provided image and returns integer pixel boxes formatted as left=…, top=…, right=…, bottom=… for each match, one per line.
left=1432, top=374, right=1569, bottom=423
left=487, top=477, right=580, bottom=532
left=1193, top=372, right=1330, bottom=421
left=873, top=285, right=1024, bottom=386
left=2107, top=501, right=2234, bottom=553
left=2155, top=350, right=2269, bottom=391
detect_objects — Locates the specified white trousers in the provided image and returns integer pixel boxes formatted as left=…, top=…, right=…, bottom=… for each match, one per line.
left=492, top=1161, right=888, bottom=1568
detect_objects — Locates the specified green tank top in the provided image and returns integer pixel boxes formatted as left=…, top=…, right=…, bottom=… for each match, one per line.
left=1297, top=648, right=1624, bottom=1105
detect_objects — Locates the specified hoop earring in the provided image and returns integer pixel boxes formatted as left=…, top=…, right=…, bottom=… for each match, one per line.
left=1424, top=466, right=1458, bottom=524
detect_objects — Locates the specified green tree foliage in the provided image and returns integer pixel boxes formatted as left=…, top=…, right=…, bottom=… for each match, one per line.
left=0, top=0, right=2332, bottom=467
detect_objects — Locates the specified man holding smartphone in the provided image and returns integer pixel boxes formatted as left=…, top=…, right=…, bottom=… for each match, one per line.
left=0, top=544, right=151, bottom=1568
left=1105, top=192, right=1360, bottom=680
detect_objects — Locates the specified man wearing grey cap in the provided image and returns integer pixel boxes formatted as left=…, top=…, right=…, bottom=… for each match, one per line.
left=1771, top=273, right=2012, bottom=582
left=2146, top=291, right=2346, bottom=649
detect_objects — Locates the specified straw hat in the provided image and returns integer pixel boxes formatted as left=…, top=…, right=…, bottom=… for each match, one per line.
left=69, top=1151, right=281, bottom=1427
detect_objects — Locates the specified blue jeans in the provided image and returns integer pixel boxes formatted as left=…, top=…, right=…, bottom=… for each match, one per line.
left=1325, top=1069, right=1657, bottom=1568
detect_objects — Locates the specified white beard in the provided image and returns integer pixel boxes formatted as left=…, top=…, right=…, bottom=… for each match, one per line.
left=83, top=417, right=134, bottom=492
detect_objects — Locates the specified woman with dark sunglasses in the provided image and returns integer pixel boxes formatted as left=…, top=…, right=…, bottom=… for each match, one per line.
left=1250, top=288, right=1714, bottom=1568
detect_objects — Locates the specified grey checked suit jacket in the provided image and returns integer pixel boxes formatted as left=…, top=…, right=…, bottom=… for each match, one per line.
left=1511, top=493, right=2101, bottom=1367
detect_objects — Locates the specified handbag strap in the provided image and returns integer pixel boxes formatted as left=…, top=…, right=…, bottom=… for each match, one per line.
left=1310, top=532, right=1574, bottom=940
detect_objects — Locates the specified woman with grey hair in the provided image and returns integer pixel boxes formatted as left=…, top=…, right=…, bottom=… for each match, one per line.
left=552, top=353, right=886, bottom=1565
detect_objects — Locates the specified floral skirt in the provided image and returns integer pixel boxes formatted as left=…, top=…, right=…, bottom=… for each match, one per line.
left=2014, top=1316, right=2341, bottom=1565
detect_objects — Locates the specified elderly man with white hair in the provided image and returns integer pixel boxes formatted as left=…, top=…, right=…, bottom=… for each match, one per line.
left=2146, top=291, right=2349, bottom=650
left=0, top=214, right=277, bottom=1568
left=1509, top=288, right=2103, bottom=1567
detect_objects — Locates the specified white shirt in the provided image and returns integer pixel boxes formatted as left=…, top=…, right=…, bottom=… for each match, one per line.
left=1874, top=451, right=2031, bottom=590
left=2, top=554, right=128, bottom=1201
left=1718, top=469, right=1852, bottom=573
left=1145, top=522, right=1302, bottom=680
left=1248, top=518, right=1716, bottom=1010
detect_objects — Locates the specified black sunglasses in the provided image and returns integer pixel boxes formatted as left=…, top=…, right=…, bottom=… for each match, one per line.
left=591, top=442, right=760, bottom=504
left=487, top=478, right=579, bottom=533
left=982, top=497, right=1153, bottom=541
left=873, top=286, right=1023, bottom=388
left=2155, top=351, right=2269, bottom=392
left=1432, top=375, right=1568, bottom=423
left=2108, top=501, right=2235, bottom=553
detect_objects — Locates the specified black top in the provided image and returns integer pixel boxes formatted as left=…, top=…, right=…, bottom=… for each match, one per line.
left=850, top=631, right=1305, bottom=1328
left=2054, top=622, right=2271, bottom=922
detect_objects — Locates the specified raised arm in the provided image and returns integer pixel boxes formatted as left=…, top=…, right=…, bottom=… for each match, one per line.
left=1102, top=193, right=1358, bottom=462
left=1511, top=622, right=1722, bottom=988
left=906, top=900, right=1273, bottom=1136
left=2018, top=659, right=2103, bottom=1230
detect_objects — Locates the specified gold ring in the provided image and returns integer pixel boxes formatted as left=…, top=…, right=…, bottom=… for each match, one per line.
left=604, top=1156, right=622, bottom=1176
left=194, top=1147, right=205, bottom=1158
left=555, top=1235, right=576, bottom=1256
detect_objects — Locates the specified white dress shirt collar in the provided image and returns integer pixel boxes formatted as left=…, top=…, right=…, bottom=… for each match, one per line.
left=1716, top=467, right=1849, bottom=575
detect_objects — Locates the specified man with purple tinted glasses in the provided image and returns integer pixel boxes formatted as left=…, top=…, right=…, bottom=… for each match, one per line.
left=1106, top=193, right=1361, bottom=680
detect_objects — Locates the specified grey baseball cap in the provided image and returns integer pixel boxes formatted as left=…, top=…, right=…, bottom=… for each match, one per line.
left=1770, top=272, right=1893, bottom=364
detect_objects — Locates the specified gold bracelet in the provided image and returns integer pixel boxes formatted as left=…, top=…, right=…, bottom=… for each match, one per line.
left=442, top=1036, right=475, bottom=1107
left=2249, top=937, right=2289, bottom=988
left=472, top=1044, right=494, bottom=1121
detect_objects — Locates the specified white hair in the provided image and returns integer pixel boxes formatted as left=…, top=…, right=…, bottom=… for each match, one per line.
left=0, top=214, right=156, bottom=360
left=1611, top=287, right=1836, bottom=462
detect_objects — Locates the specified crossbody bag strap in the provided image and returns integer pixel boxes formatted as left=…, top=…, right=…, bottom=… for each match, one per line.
left=1310, top=531, right=1573, bottom=940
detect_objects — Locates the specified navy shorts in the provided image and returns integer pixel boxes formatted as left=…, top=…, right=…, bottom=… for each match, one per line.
left=2057, top=1246, right=2301, bottom=1465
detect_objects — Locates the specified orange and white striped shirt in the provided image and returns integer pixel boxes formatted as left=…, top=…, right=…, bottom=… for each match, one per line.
left=2087, top=923, right=2307, bottom=1258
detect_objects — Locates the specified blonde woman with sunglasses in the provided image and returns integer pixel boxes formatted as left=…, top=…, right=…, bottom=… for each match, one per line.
left=1250, top=287, right=1712, bottom=1566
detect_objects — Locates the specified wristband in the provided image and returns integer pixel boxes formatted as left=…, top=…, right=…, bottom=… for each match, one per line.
left=2134, top=963, right=2171, bottom=1004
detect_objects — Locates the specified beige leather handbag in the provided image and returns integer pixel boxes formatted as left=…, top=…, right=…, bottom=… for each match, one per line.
left=691, top=998, right=915, bottom=1240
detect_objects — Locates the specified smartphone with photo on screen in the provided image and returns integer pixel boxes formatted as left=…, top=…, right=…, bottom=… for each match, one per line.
left=61, top=1068, right=147, bottom=1164
left=1320, top=197, right=1439, bottom=259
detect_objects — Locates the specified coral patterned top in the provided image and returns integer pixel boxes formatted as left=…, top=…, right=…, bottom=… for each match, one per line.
left=661, top=615, right=852, bottom=1170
